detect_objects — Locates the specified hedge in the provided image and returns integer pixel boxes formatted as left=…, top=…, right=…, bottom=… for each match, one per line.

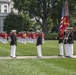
left=45, top=33, right=58, bottom=40
left=45, top=32, right=76, bottom=40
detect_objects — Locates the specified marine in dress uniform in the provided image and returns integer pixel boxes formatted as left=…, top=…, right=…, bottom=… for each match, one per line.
left=27, top=31, right=31, bottom=43
left=67, top=27, right=74, bottom=58
left=17, top=32, right=20, bottom=43
left=41, top=31, right=45, bottom=43
left=23, top=31, right=27, bottom=44
left=32, top=32, right=36, bottom=43
left=58, top=32, right=64, bottom=56
left=36, top=30, right=42, bottom=58
left=21, top=31, right=24, bottom=43
left=10, top=30, right=17, bottom=58
left=64, top=29, right=69, bottom=57
left=2, top=32, right=8, bottom=44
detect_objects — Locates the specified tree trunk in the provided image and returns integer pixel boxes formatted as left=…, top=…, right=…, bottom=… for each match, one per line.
left=41, top=0, right=48, bottom=33
left=42, top=17, right=48, bottom=33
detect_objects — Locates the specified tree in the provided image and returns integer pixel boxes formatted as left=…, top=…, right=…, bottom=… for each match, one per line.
left=3, top=13, right=31, bottom=33
left=21, top=13, right=32, bottom=31
left=13, top=0, right=76, bottom=33
left=13, top=0, right=60, bottom=33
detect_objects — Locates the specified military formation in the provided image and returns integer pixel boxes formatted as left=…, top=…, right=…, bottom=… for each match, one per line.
left=0, top=32, right=8, bottom=44
left=0, top=31, right=45, bottom=44
left=17, top=31, right=45, bottom=44
left=0, top=30, right=44, bottom=58
left=58, top=27, right=74, bottom=58
left=0, top=27, right=74, bottom=58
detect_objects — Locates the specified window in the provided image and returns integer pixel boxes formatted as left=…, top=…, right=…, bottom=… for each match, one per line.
left=4, top=5, right=7, bottom=13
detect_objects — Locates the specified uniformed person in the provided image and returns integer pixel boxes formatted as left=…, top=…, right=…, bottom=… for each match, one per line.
left=10, top=30, right=17, bottom=58
left=67, top=27, right=74, bottom=58
left=58, top=32, right=64, bottom=56
left=23, top=31, right=27, bottom=44
left=36, top=30, right=42, bottom=58
left=41, top=31, right=45, bottom=43
left=64, top=29, right=69, bottom=57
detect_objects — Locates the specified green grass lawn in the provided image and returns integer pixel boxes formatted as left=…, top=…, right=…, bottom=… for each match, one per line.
left=0, top=59, right=76, bottom=75
left=0, top=40, right=76, bottom=75
left=0, top=40, right=76, bottom=56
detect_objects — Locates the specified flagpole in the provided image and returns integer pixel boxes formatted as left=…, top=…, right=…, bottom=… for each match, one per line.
left=63, top=0, right=64, bottom=3
left=63, top=0, right=65, bottom=12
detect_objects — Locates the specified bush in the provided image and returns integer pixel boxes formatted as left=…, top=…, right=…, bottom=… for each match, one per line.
left=45, top=33, right=58, bottom=40
left=3, top=13, right=31, bottom=33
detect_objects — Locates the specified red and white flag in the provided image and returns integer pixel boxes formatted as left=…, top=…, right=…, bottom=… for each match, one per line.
left=59, top=0, right=69, bottom=38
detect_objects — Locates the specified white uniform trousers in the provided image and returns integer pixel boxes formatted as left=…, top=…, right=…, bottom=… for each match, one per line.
left=59, top=43, right=64, bottom=55
left=23, top=38, right=26, bottom=44
left=10, top=45, right=16, bottom=57
left=42, top=38, right=45, bottom=43
left=17, top=37, right=20, bottom=43
left=20, top=38, right=22, bottom=43
left=68, top=44, right=73, bottom=57
left=37, top=45, right=42, bottom=57
left=3, top=38, right=7, bottom=44
left=64, top=44, right=69, bottom=56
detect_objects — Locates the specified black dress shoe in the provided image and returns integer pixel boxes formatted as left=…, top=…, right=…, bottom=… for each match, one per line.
left=37, top=56, right=42, bottom=58
left=65, top=56, right=69, bottom=57
left=12, top=57, right=17, bottom=58
left=68, top=56, right=73, bottom=58
left=10, top=56, right=12, bottom=57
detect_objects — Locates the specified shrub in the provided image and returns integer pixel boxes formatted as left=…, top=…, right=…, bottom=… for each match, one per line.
left=3, top=13, right=31, bottom=33
left=44, top=32, right=76, bottom=40
left=45, top=33, right=58, bottom=40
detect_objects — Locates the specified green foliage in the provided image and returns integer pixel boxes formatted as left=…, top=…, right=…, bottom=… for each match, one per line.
left=21, top=13, right=32, bottom=31
left=13, top=0, right=76, bottom=33
left=45, top=33, right=58, bottom=40
left=13, top=0, right=62, bottom=33
left=3, top=13, right=31, bottom=33
left=45, top=32, right=76, bottom=40
left=13, top=0, right=29, bottom=12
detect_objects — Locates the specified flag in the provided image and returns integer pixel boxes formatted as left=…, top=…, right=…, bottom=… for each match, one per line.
left=64, top=0, right=69, bottom=27
left=59, top=7, right=65, bottom=38
left=65, top=0, right=69, bottom=16
left=59, top=0, right=69, bottom=38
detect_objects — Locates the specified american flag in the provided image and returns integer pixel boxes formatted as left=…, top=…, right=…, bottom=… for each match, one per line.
left=59, top=7, right=65, bottom=38
left=59, top=0, right=69, bottom=38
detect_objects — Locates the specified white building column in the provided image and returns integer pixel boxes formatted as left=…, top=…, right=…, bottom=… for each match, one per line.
left=0, top=18, right=3, bottom=32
